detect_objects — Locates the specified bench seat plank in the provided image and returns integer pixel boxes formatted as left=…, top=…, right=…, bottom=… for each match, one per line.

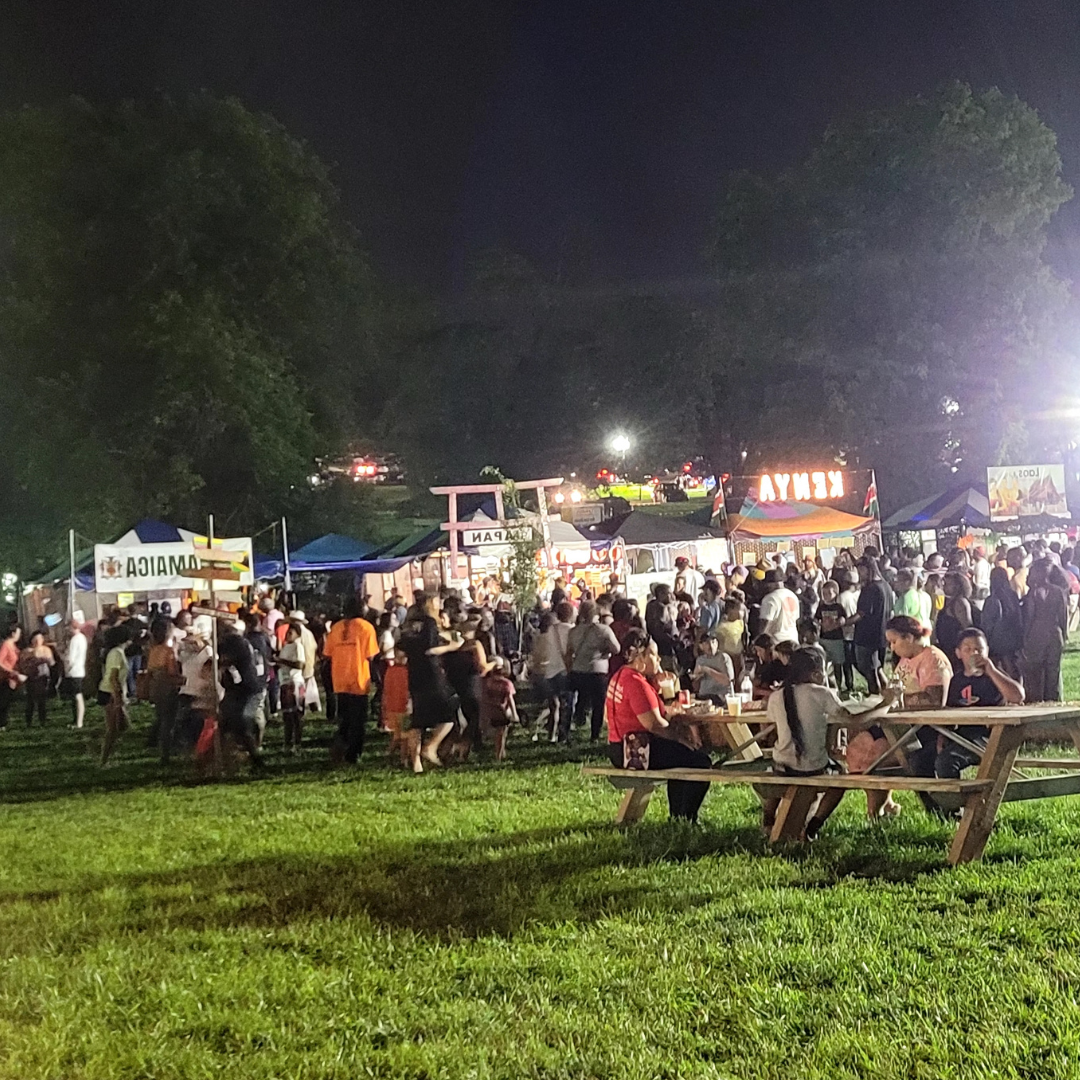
left=582, top=766, right=991, bottom=794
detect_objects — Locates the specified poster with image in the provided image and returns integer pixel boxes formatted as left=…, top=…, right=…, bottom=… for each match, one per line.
left=987, top=465, right=1070, bottom=521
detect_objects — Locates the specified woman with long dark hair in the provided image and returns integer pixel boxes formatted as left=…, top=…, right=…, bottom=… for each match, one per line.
left=980, top=566, right=1024, bottom=680
left=604, top=629, right=713, bottom=821
left=1022, top=558, right=1069, bottom=701
left=762, top=647, right=894, bottom=841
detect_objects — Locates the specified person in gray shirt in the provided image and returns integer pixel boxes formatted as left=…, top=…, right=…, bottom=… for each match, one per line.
left=565, top=600, right=621, bottom=742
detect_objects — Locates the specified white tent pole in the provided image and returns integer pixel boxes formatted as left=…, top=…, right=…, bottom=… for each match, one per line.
left=281, top=516, right=292, bottom=595
left=209, top=514, right=219, bottom=702
left=68, top=529, right=77, bottom=620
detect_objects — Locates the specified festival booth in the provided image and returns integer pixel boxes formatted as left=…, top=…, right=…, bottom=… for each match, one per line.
left=882, top=484, right=992, bottom=555
left=719, top=469, right=881, bottom=568
left=578, top=511, right=728, bottom=607
left=23, top=519, right=257, bottom=628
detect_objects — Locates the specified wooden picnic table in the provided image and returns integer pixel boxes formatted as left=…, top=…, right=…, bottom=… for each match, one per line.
left=593, top=700, right=1080, bottom=864
left=861, top=704, right=1080, bottom=864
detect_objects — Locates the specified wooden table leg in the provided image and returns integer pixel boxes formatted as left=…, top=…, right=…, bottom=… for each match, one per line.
left=769, top=784, right=820, bottom=843
left=614, top=784, right=658, bottom=825
left=949, top=725, right=1024, bottom=865
left=1067, top=720, right=1080, bottom=756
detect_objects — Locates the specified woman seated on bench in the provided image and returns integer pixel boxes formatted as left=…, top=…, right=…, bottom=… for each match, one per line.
left=846, top=615, right=952, bottom=820
left=763, top=647, right=895, bottom=841
left=605, top=628, right=714, bottom=822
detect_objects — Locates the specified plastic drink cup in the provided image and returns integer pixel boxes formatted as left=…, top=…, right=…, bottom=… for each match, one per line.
left=726, top=695, right=742, bottom=717
left=678, top=689, right=692, bottom=707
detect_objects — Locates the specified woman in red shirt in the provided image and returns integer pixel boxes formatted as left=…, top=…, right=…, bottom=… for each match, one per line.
left=605, top=628, right=713, bottom=821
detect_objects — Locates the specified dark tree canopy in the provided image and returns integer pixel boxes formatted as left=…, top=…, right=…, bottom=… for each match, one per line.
left=706, top=83, right=1074, bottom=503
left=0, top=93, right=384, bottom=573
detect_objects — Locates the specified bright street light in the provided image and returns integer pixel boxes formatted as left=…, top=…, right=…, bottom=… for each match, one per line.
left=610, top=433, right=631, bottom=454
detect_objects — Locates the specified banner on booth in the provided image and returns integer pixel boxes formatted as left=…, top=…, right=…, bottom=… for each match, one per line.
left=987, top=465, right=1069, bottom=522
left=94, top=538, right=254, bottom=593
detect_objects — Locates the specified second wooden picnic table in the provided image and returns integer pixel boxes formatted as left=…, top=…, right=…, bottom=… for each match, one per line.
left=668, top=699, right=1080, bottom=863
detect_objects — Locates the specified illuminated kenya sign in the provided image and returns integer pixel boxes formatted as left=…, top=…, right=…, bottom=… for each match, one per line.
left=758, top=471, right=845, bottom=503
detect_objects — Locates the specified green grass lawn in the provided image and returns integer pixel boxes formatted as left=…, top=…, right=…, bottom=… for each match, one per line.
left=4, top=654, right=1080, bottom=1078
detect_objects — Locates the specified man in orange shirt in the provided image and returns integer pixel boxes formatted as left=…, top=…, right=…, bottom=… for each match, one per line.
left=323, top=595, right=380, bottom=763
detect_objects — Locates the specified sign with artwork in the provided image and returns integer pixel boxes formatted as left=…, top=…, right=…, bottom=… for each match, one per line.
left=987, top=465, right=1070, bottom=521
left=94, top=538, right=254, bottom=593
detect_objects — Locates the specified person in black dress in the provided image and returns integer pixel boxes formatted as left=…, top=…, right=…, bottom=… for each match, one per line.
left=399, top=593, right=462, bottom=772
left=934, top=572, right=974, bottom=674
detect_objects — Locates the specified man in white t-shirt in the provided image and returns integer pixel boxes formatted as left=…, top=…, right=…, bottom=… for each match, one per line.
left=674, top=556, right=705, bottom=601
left=63, top=614, right=88, bottom=728
left=758, top=569, right=800, bottom=644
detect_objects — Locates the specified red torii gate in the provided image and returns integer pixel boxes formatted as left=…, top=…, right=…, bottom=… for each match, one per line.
left=430, top=477, right=564, bottom=582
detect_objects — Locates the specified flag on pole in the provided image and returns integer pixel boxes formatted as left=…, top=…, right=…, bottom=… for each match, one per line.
left=863, top=477, right=879, bottom=518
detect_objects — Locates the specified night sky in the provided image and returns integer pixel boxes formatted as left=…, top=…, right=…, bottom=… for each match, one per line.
left=4, top=0, right=1080, bottom=288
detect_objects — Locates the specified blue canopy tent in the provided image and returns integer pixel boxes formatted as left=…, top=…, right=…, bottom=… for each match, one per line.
left=883, top=485, right=991, bottom=531
left=287, top=533, right=376, bottom=573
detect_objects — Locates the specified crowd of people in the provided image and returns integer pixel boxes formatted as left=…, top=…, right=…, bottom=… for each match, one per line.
left=0, top=536, right=1073, bottom=835
left=582, top=538, right=1070, bottom=835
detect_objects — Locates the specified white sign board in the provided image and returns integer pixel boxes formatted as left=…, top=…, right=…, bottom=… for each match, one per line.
left=462, top=526, right=531, bottom=548
left=94, top=538, right=254, bottom=594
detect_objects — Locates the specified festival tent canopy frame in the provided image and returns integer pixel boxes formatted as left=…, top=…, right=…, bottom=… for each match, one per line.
left=727, top=502, right=878, bottom=541
left=882, top=485, right=991, bottom=531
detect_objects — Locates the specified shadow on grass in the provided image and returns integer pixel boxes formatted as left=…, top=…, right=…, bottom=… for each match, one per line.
left=0, top=813, right=958, bottom=944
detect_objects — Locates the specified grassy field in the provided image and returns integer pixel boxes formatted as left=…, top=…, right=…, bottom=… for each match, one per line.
left=3, top=654, right=1080, bottom=1078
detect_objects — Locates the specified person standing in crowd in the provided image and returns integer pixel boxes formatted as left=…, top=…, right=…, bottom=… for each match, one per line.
left=216, top=621, right=264, bottom=770
left=605, top=629, right=713, bottom=822
left=565, top=600, right=621, bottom=742
left=645, top=584, right=680, bottom=672
left=289, top=612, right=321, bottom=715
left=696, top=580, right=723, bottom=638
left=444, top=614, right=489, bottom=751
left=716, top=596, right=747, bottom=683
left=277, top=621, right=308, bottom=753
left=399, top=592, right=462, bottom=771
left=63, top=613, right=88, bottom=728
left=530, top=611, right=567, bottom=742
left=816, top=580, right=851, bottom=694
left=0, top=623, right=24, bottom=730
left=971, top=546, right=991, bottom=612
left=801, top=555, right=825, bottom=598
left=758, top=569, right=800, bottom=645
left=146, top=619, right=182, bottom=762
left=20, top=631, right=55, bottom=727
left=239, top=611, right=272, bottom=746
left=549, top=577, right=568, bottom=609
left=848, top=557, right=888, bottom=692
left=323, top=596, right=380, bottom=764
left=980, top=567, right=1024, bottom=680
left=674, top=556, right=705, bottom=602
left=480, top=655, right=518, bottom=761
left=891, top=569, right=924, bottom=621
left=176, top=616, right=214, bottom=750
left=1007, top=545, right=1030, bottom=598
left=933, top=572, right=975, bottom=674
left=98, top=623, right=131, bottom=765
left=1022, top=557, right=1069, bottom=702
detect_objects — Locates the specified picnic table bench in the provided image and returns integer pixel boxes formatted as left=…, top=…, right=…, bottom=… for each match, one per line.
left=584, top=703, right=1080, bottom=864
